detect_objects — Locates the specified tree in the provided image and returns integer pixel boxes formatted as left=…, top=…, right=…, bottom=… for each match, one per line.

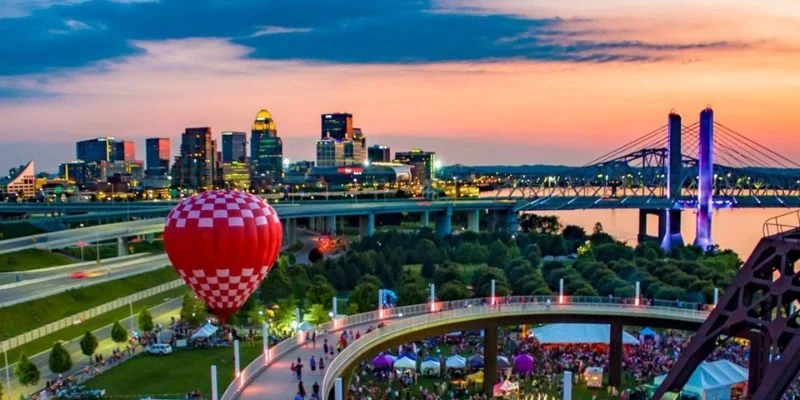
left=138, top=309, right=154, bottom=332
left=308, top=247, right=324, bottom=264
left=181, top=292, right=206, bottom=328
left=258, top=258, right=293, bottom=303
left=439, top=280, right=471, bottom=301
left=434, top=262, right=462, bottom=287
left=420, top=259, right=436, bottom=279
left=594, top=243, right=635, bottom=263
left=349, top=275, right=381, bottom=312
left=396, top=273, right=429, bottom=306
left=110, top=320, right=128, bottom=344
left=415, top=239, right=442, bottom=264
left=14, top=354, right=40, bottom=390
left=487, top=240, right=510, bottom=269
left=79, top=331, right=99, bottom=361
left=304, top=304, right=330, bottom=325
left=307, top=275, right=337, bottom=306
left=523, top=244, right=542, bottom=267
left=562, top=225, right=587, bottom=241
left=48, top=342, right=73, bottom=374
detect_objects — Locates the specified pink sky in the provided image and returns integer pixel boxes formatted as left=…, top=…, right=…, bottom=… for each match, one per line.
left=1, top=0, right=800, bottom=171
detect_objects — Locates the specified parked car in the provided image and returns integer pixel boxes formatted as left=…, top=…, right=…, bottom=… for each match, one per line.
left=146, top=343, right=173, bottom=355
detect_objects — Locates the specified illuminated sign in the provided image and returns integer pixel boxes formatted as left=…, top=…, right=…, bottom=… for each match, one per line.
left=337, top=167, right=364, bottom=175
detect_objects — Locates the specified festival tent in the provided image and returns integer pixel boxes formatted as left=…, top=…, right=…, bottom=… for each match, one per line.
left=653, top=360, right=747, bottom=400
left=468, top=354, right=485, bottom=368
left=531, top=323, right=638, bottom=345
left=420, top=359, right=441, bottom=376
left=497, top=356, right=512, bottom=369
left=373, top=354, right=395, bottom=369
left=466, top=370, right=484, bottom=386
left=513, top=353, right=534, bottom=374
left=640, top=327, right=658, bottom=342
left=446, top=355, right=467, bottom=369
left=399, top=352, right=418, bottom=360
left=394, top=356, right=417, bottom=371
left=190, top=323, right=218, bottom=339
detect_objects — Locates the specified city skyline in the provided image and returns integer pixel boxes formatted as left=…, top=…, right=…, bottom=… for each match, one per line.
left=3, top=0, right=800, bottom=172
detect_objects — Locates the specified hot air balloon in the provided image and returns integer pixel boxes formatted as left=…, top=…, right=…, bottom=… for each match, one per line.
left=163, top=190, right=282, bottom=323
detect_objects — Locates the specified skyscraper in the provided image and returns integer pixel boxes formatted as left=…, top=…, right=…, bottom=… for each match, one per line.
left=114, top=140, right=135, bottom=161
left=76, top=137, right=135, bottom=183
left=145, top=138, right=171, bottom=176
left=250, top=109, right=283, bottom=182
left=395, top=149, right=437, bottom=183
left=76, top=137, right=114, bottom=163
left=179, top=127, right=216, bottom=190
left=368, top=145, right=391, bottom=163
left=321, top=113, right=353, bottom=141
left=221, top=131, right=247, bottom=163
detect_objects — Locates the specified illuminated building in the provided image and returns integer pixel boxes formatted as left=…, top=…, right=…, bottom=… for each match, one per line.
left=222, top=131, right=247, bottom=163
left=145, top=138, right=170, bottom=176
left=76, top=137, right=134, bottom=163
left=305, top=164, right=411, bottom=188
left=178, top=127, right=217, bottom=190
left=368, top=145, right=391, bottom=163
left=316, top=138, right=343, bottom=167
left=0, top=161, right=35, bottom=200
left=250, top=109, right=283, bottom=183
left=321, top=113, right=353, bottom=141
left=59, top=161, right=89, bottom=185
left=395, top=149, right=437, bottom=183
left=221, top=161, right=251, bottom=190
left=318, top=113, right=367, bottom=167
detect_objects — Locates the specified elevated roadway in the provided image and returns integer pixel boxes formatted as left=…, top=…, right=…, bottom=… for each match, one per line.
left=226, top=296, right=710, bottom=400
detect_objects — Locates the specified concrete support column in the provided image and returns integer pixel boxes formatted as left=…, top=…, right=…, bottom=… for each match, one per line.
left=420, top=211, right=430, bottom=227
left=504, top=211, right=519, bottom=233
left=608, top=320, right=623, bottom=388
left=694, top=107, right=714, bottom=250
left=117, top=237, right=127, bottom=256
left=435, top=207, right=453, bottom=238
left=483, top=326, right=498, bottom=395
left=748, top=332, right=770, bottom=396
left=326, top=215, right=337, bottom=235
left=286, top=218, right=297, bottom=247
left=359, top=213, right=375, bottom=237
left=145, top=233, right=154, bottom=244
left=467, top=209, right=480, bottom=232
left=660, top=209, right=684, bottom=252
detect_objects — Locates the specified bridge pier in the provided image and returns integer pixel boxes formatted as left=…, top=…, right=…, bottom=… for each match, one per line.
left=117, top=237, right=127, bottom=257
left=282, top=218, right=297, bottom=247
left=608, top=320, right=623, bottom=388
left=694, top=107, right=714, bottom=250
left=483, top=326, right=498, bottom=395
left=327, top=215, right=337, bottom=235
left=420, top=211, right=430, bottom=227
left=359, top=213, right=375, bottom=237
left=435, top=207, right=453, bottom=238
left=467, top=209, right=480, bottom=232
left=145, top=233, right=154, bottom=244
left=488, top=210, right=519, bottom=233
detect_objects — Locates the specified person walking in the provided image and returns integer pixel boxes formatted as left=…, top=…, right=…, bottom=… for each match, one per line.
left=310, top=355, right=317, bottom=374
left=295, top=357, right=304, bottom=381
left=299, top=381, right=307, bottom=399
left=318, top=356, right=325, bottom=371
left=323, top=339, right=329, bottom=356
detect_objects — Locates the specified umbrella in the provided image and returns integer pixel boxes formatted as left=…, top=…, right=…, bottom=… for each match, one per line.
left=446, top=355, right=466, bottom=369
left=497, top=355, right=512, bottom=369
left=514, top=353, right=534, bottom=374
left=468, top=354, right=484, bottom=368
left=372, top=354, right=394, bottom=369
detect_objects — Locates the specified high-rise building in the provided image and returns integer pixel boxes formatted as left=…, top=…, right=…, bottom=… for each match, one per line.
left=321, top=113, right=353, bottom=141
left=220, top=161, right=251, bottom=190
left=368, top=145, right=391, bottom=163
left=0, top=161, right=35, bottom=199
left=222, top=131, right=247, bottom=163
left=114, top=140, right=135, bottom=161
left=395, top=149, right=437, bottom=183
left=178, top=127, right=216, bottom=190
left=145, top=138, right=171, bottom=176
left=59, top=161, right=89, bottom=185
left=76, top=137, right=135, bottom=182
left=250, top=110, right=283, bottom=182
left=316, top=138, right=342, bottom=167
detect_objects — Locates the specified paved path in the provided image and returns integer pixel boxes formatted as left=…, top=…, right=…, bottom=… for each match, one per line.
left=239, top=322, right=380, bottom=400
left=2, top=297, right=182, bottom=399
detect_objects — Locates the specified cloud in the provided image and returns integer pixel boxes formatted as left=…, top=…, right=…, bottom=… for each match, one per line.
left=250, top=26, right=313, bottom=37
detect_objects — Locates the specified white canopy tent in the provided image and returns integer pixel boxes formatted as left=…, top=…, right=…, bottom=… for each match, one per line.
left=653, top=360, right=747, bottom=400
left=190, top=323, right=218, bottom=339
left=420, top=360, right=441, bottom=376
left=446, top=355, right=467, bottom=369
left=532, top=323, right=638, bottom=345
left=394, top=356, right=417, bottom=371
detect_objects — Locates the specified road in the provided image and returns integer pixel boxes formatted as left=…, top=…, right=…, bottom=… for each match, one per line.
left=0, top=254, right=171, bottom=307
left=0, top=253, right=150, bottom=285
left=1, top=296, right=183, bottom=400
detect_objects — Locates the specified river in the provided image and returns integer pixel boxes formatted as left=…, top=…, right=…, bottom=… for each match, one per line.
left=534, top=208, right=799, bottom=258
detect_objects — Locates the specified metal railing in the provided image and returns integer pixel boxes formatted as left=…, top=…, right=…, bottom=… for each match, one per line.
left=224, top=295, right=711, bottom=400
left=0, top=279, right=183, bottom=351
left=763, top=210, right=800, bottom=238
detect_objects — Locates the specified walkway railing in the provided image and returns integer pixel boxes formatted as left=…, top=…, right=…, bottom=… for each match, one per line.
left=763, top=210, right=800, bottom=238
left=224, top=295, right=711, bottom=400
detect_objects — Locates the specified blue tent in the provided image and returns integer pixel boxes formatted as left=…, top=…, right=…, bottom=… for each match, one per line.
left=400, top=352, right=418, bottom=360
left=640, top=327, right=658, bottom=338
left=468, top=355, right=484, bottom=368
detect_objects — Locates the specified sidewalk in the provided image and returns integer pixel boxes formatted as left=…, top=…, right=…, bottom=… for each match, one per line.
left=3, top=297, right=182, bottom=399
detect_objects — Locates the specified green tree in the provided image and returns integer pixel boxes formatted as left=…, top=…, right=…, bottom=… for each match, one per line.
left=594, top=243, right=635, bottom=263
left=48, top=342, right=73, bottom=374
left=562, top=225, right=587, bottom=241
left=487, top=240, right=510, bottom=269
left=415, top=239, right=442, bottom=264
left=259, top=258, right=293, bottom=303
left=14, top=354, right=40, bottom=391
left=307, top=275, right=337, bottom=306
left=349, top=275, right=381, bottom=312
left=397, top=273, right=429, bottom=306
left=138, top=309, right=155, bottom=332
left=79, top=331, right=99, bottom=361
left=110, top=320, right=128, bottom=344
left=523, top=244, right=542, bottom=267
left=439, top=280, right=471, bottom=301
left=420, top=259, right=436, bottom=279
left=434, top=262, right=462, bottom=287
left=304, top=304, right=330, bottom=325
left=181, top=292, right=206, bottom=328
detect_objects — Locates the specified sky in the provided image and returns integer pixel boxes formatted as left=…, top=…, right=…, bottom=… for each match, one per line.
left=2, top=0, right=800, bottom=172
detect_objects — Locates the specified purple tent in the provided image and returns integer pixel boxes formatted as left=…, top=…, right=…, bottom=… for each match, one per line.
left=372, top=354, right=394, bottom=369
left=513, top=353, right=534, bottom=374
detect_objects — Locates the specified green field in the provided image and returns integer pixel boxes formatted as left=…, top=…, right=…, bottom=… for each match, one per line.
left=0, top=286, right=185, bottom=369
left=0, top=266, right=179, bottom=341
left=84, top=344, right=263, bottom=397
left=0, top=249, right=74, bottom=272
left=0, top=222, right=44, bottom=240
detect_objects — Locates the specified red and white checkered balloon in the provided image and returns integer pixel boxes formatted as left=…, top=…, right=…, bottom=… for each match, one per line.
left=163, top=190, right=282, bottom=323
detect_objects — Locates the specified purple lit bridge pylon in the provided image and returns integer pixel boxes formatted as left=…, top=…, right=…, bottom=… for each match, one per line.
left=492, top=108, right=800, bottom=251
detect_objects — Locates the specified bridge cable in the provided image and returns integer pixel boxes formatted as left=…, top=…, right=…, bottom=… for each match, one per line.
left=715, top=128, right=791, bottom=168
left=715, top=122, right=800, bottom=168
left=581, top=125, right=668, bottom=167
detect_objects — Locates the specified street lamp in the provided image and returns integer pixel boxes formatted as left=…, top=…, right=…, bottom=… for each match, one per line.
left=3, top=342, right=10, bottom=400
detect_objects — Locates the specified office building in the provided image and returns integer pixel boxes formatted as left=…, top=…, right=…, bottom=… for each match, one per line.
left=220, top=161, right=251, bottom=190
left=145, top=138, right=171, bottom=176
left=178, top=127, right=216, bottom=190
left=316, top=138, right=343, bottom=167
left=250, top=109, right=283, bottom=182
left=222, top=131, right=247, bottom=163
left=76, top=137, right=135, bottom=163
left=321, top=113, right=353, bottom=141
left=368, top=145, right=391, bottom=163
left=395, top=149, right=437, bottom=183
left=115, top=140, right=135, bottom=161
left=0, top=161, right=35, bottom=199
left=59, top=160, right=89, bottom=185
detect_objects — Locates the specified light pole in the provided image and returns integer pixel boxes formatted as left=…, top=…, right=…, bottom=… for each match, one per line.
left=3, top=342, right=11, bottom=400
left=129, top=300, right=134, bottom=333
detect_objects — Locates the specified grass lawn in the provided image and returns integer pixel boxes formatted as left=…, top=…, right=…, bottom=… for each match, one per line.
left=0, top=286, right=186, bottom=369
left=0, top=266, right=179, bottom=342
left=0, top=249, right=75, bottom=272
left=84, top=344, right=263, bottom=397
left=0, top=222, right=44, bottom=240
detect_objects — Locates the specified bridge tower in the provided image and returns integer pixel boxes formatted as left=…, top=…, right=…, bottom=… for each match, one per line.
left=694, top=107, right=714, bottom=250
left=660, top=111, right=685, bottom=251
